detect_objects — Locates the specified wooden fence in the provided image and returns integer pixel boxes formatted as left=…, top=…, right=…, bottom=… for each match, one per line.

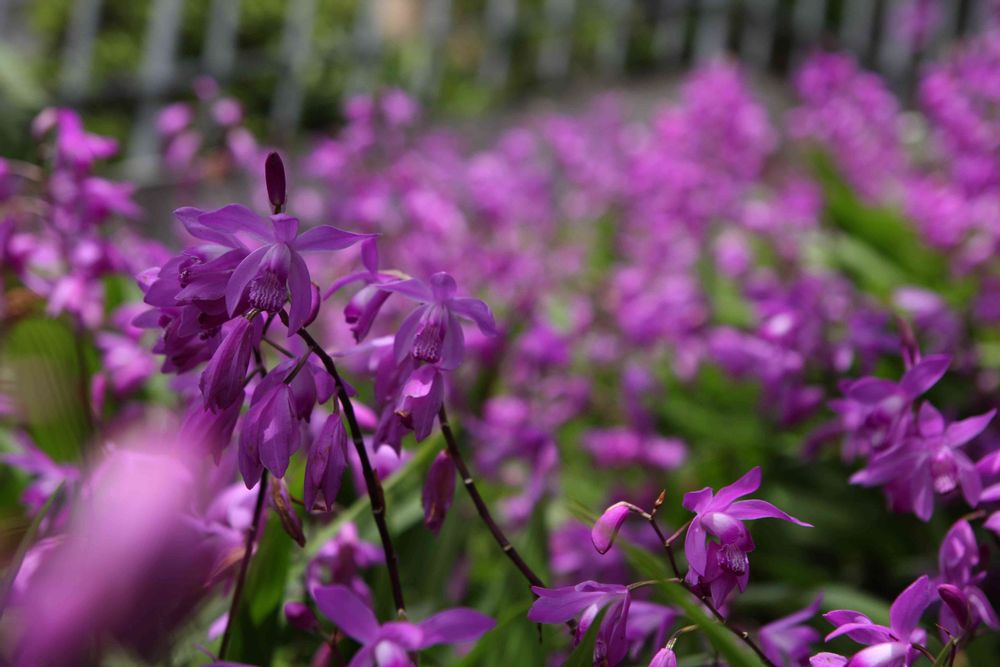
left=0, top=0, right=992, bottom=172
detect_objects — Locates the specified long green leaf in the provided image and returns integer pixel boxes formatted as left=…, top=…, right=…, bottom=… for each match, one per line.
left=655, top=582, right=766, bottom=667
left=226, top=515, right=293, bottom=665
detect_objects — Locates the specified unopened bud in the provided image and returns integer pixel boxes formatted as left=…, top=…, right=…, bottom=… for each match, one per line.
left=265, top=152, right=286, bottom=213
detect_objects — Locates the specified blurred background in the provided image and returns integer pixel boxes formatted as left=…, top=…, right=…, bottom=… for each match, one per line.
left=0, top=0, right=992, bottom=173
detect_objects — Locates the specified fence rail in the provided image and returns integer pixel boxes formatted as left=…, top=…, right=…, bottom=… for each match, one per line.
left=0, top=0, right=991, bottom=168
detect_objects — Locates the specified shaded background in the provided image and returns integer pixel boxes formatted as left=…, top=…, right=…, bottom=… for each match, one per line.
left=0, top=0, right=993, bottom=171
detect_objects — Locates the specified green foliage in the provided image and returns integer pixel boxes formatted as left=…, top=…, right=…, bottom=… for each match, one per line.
left=225, top=514, right=294, bottom=666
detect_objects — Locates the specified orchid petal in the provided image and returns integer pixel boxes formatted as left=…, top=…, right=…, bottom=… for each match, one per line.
left=293, top=225, right=373, bottom=252
left=900, top=354, right=950, bottom=398
left=418, top=609, right=495, bottom=647
left=312, top=584, right=379, bottom=643
left=714, top=467, right=762, bottom=507
left=285, top=250, right=312, bottom=335
left=381, top=279, right=434, bottom=303
left=889, top=575, right=931, bottom=637
left=225, top=245, right=269, bottom=315
left=198, top=204, right=272, bottom=241
left=726, top=499, right=813, bottom=526
left=945, top=409, right=995, bottom=448
left=449, top=297, right=499, bottom=336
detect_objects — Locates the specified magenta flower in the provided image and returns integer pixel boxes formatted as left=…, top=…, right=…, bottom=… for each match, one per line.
left=935, top=520, right=999, bottom=636
left=528, top=581, right=634, bottom=666
left=312, top=584, right=494, bottom=667
left=683, top=467, right=811, bottom=607
left=382, top=272, right=498, bottom=370
left=850, top=403, right=994, bottom=521
left=817, top=575, right=933, bottom=667
left=759, top=595, right=823, bottom=666
left=830, top=354, right=950, bottom=458
left=238, top=381, right=301, bottom=487
left=185, top=204, right=373, bottom=334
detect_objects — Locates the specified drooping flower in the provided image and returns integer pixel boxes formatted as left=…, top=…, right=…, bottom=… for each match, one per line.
left=683, top=467, right=811, bottom=608
left=394, top=365, right=445, bottom=442
left=528, top=581, right=633, bottom=666
left=304, top=413, right=349, bottom=512
left=312, top=584, right=494, bottom=666
left=816, top=575, right=933, bottom=667
left=381, top=272, right=499, bottom=370
left=238, top=380, right=301, bottom=487
left=200, top=314, right=263, bottom=412
left=422, top=451, right=456, bottom=534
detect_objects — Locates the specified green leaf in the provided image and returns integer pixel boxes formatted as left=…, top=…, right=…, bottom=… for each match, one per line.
left=225, top=514, right=293, bottom=665
left=655, top=582, right=766, bottom=667
left=1, top=317, right=93, bottom=462
left=932, top=639, right=957, bottom=667
left=0, top=482, right=63, bottom=615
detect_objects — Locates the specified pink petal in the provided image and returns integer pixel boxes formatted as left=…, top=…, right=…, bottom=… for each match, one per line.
left=449, top=297, right=499, bottom=336
left=225, top=245, right=269, bottom=315
left=591, top=501, right=635, bottom=554
left=726, top=499, right=813, bottom=526
left=900, top=354, right=950, bottom=398
left=285, top=251, right=312, bottom=335
left=198, top=204, right=272, bottom=241
left=945, top=409, right=996, bottom=448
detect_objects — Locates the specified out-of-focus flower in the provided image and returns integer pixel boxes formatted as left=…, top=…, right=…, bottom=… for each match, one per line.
left=759, top=595, right=823, bottom=666
left=313, top=584, right=494, bottom=666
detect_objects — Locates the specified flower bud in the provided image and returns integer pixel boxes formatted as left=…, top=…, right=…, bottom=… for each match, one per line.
left=265, top=151, right=286, bottom=213
left=591, top=501, right=634, bottom=555
left=937, top=583, right=971, bottom=631
left=422, top=451, right=456, bottom=534
left=284, top=601, right=319, bottom=633
left=271, top=476, right=306, bottom=548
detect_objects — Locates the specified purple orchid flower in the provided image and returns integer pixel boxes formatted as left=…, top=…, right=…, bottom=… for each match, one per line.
left=527, top=581, right=633, bottom=666
left=312, top=584, right=494, bottom=667
left=180, top=203, right=373, bottom=335
left=934, top=520, right=999, bottom=636
left=683, top=467, right=812, bottom=608
left=394, top=365, right=445, bottom=442
left=760, top=594, right=823, bottom=666
left=830, top=354, right=950, bottom=459
left=381, top=272, right=498, bottom=370
left=816, top=575, right=933, bottom=667
left=850, top=404, right=994, bottom=521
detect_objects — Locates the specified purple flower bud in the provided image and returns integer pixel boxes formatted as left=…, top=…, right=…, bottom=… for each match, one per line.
left=649, top=647, right=677, bottom=667
left=937, top=584, right=971, bottom=632
left=422, top=451, right=456, bottom=534
left=591, top=501, right=634, bottom=555
left=271, top=476, right=305, bottom=547
left=200, top=315, right=261, bottom=412
left=284, top=602, right=319, bottom=633
left=304, top=414, right=349, bottom=512
left=265, top=152, right=286, bottom=212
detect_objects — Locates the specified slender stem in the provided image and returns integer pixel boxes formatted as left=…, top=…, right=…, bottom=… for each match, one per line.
left=437, top=405, right=545, bottom=589
left=219, top=470, right=269, bottom=660
left=647, top=513, right=776, bottom=667
left=911, top=643, right=936, bottom=662
left=281, top=311, right=407, bottom=618
left=0, top=482, right=65, bottom=619
left=263, top=336, right=295, bottom=358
